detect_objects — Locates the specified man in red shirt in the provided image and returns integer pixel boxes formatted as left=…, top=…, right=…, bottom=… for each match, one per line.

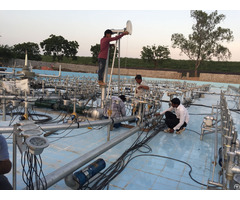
left=98, top=29, right=129, bottom=86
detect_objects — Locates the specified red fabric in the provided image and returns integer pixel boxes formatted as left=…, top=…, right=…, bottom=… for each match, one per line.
left=98, top=33, right=125, bottom=59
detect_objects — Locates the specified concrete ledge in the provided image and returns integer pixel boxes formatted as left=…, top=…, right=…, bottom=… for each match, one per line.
left=6, top=59, right=240, bottom=84
left=200, top=73, right=240, bottom=84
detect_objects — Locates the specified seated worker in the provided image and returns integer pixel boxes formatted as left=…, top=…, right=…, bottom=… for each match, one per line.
left=160, top=98, right=189, bottom=134
left=129, top=75, right=150, bottom=122
left=103, top=95, right=126, bottom=128
left=0, top=135, right=13, bottom=190
left=134, top=75, right=149, bottom=98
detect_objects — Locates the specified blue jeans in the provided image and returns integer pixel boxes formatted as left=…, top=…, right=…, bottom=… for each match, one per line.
left=98, top=58, right=106, bottom=81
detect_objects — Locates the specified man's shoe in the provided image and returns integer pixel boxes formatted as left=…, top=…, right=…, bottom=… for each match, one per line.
left=164, top=128, right=171, bottom=133
left=98, top=81, right=106, bottom=86
left=176, top=127, right=185, bottom=134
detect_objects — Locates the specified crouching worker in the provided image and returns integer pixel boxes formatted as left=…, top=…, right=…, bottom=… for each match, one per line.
left=103, top=95, right=126, bottom=129
left=160, top=98, right=189, bottom=134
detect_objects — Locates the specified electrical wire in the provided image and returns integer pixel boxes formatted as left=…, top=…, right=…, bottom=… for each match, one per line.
left=21, top=148, right=47, bottom=190
left=47, top=121, right=75, bottom=143
left=84, top=121, right=166, bottom=190
left=126, top=154, right=208, bottom=187
left=80, top=118, right=208, bottom=190
left=185, top=128, right=201, bottom=135
left=30, top=105, right=67, bottom=124
left=8, top=106, right=24, bottom=126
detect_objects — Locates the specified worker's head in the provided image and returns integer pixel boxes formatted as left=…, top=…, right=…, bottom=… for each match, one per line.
left=135, top=75, right=142, bottom=84
left=104, top=29, right=113, bottom=37
left=171, top=98, right=180, bottom=108
left=119, top=95, right=126, bottom=102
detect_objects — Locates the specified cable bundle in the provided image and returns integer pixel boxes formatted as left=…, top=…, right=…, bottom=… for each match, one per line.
left=21, top=149, right=47, bottom=190
left=83, top=119, right=165, bottom=190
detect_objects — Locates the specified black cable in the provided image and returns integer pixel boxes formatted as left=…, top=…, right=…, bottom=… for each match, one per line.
left=48, top=122, right=75, bottom=143
left=21, top=148, right=47, bottom=190
left=127, top=154, right=208, bottom=187
left=87, top=122, right=165, bottom=190
left=84, top=120, right=208, bottom=190
left=185, top=128, right=201, bottom=135
left=8, top=106, right=23, bottom=126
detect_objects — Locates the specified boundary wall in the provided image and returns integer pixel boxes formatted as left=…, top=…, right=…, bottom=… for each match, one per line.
left=6, top=59, right=240, bottom=84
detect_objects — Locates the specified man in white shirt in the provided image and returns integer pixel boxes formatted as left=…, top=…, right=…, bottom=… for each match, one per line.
left=160, top=98, right=189, bottom=134
left=134, top=75, right=149, bottom=98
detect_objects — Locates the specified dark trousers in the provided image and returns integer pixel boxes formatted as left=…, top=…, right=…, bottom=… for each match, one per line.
left=165, top=111, right=187, bottom=131
left=104, top=116, right=121, bottom=128
left=98, top=58, right=106, bottom=81
left=0, top=175, right=13, bottom=190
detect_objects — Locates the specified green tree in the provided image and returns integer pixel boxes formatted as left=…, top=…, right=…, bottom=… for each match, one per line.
left=64, top=40, right=79, bottom=60
left=90, top=44, right=118, bottom=65
left=40, top=34, right=79, bottom=62
left=171, top=10, right=234, bottom=77
left=90, top=44, right=100, bottom=63
left=0, top=45, right=13, bottom=65
left=13, top=42, right=42, bottom=61
left=140, top=44, right=170, bottom=67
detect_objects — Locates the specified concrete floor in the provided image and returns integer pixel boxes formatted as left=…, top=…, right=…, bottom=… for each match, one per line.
left=2, top=77, right=240, bottom=190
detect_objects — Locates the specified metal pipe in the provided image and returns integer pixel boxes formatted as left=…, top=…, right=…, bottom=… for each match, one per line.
left=107, top=40, right=117, bottom=99
left=226, top=152, right=235, bottom=180
left=107, top=98, right=112, bottom=142
left=232, top=166, right=240, bottom=174
left=26, top=117, right=155, bottom=189
left=2, top=97, right=6, bottom=121
left=232, top=130, right=238, bottom=145
left=12, top=125, right=17, bottom=190
left=101, top=49, right=110, bottom=108
left=208, top=181, right=223, bottom=188
left=0, top=115, right=136, bottom=134
left=214, top=103, right=219, bottom=165
left=0, top=95, right=61, bottom=100
left=118, top=38, right=121, bottom=96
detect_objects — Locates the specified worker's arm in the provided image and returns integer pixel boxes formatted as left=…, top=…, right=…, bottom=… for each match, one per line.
left=173, top=109, right=185, bottom=131
left=160, top=106, right=173, bottom=115
left=108, top=31, right=129, bottom=42
left=138, top=85, right=149, bottom=90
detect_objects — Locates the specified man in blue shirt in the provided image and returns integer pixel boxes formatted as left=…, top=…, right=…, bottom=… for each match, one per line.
left=0, top=135, right=13, bottom=190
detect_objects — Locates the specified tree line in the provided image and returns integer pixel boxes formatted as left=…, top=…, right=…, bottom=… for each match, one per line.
left=0, top=34, right=79, bottom=62
left=0, top=10, right=234, bottom=77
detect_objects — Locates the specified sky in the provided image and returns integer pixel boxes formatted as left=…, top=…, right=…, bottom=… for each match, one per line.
left=1, top=0, right=240, bottom=62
